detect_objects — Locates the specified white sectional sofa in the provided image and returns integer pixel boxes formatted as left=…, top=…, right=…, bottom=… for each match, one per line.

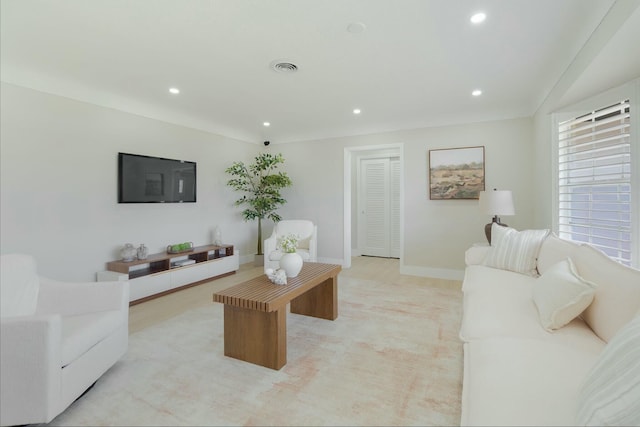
left=460, top=225, right=640, bottom=426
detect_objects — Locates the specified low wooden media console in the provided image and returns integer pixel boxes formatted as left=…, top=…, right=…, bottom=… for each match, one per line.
left=213, top=262, right=341, bottom=370
left=100, top=244, right=239, bottom=304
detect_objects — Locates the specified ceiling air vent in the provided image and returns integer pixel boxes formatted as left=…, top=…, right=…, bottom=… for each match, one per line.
left=271, top=61, right=298, bottom=73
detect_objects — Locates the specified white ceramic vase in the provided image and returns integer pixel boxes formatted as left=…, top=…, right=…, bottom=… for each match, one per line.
left=279, top=252, right=303, bottom=278
left=137, top=243, right=149, bottom=260
left=213, top=226, right=222, bottom=245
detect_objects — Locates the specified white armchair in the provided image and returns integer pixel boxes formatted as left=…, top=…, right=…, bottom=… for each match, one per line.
left=0, top=254, right=129, bottom=426
left=264, top=220, right=317, bottom=272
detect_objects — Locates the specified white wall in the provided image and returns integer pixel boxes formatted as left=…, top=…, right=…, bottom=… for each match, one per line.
left=0, top=82, right=260, bottom=281
left=275, top=117, right=534, bottom=278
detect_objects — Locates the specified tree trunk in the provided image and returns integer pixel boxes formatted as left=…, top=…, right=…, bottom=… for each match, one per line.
left=256, top=217, right=263, bottom=255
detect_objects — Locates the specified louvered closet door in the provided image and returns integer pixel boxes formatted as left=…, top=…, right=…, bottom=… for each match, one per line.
left=360, top=157, right=400, bottom=258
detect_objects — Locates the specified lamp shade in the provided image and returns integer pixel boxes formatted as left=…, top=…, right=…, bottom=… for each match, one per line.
left=478, top=190, right=515, bottom=216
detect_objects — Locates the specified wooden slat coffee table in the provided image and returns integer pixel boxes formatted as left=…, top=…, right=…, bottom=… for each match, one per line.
left=213, top=262, right=341, bottom=370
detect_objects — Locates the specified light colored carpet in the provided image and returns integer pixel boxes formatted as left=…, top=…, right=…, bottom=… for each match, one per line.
left=45, top=275, right=463, bottom=426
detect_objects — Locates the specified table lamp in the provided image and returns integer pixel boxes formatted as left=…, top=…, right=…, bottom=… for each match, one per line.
left=478, top=189, right=515, bottom=244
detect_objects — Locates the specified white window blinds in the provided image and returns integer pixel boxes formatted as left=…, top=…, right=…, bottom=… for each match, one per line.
left=557, top=99, right=631, bottom=265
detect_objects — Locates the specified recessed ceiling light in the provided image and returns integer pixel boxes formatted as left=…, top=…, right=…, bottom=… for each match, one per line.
left=263, top=122, right=271, bottom=127
left=353, top=108, right=361, bottom=115
left=472, top=89, right=483, bottom=96
left=470, top=12, right=486, bottom=24
left=169, top=87, right=180, bottom=94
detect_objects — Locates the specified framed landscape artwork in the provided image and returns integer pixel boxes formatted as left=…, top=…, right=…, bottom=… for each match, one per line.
left=428, top=146, right=485, bottom=200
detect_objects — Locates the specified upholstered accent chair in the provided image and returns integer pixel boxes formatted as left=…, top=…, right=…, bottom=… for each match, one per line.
left=0, top=254, right=129, bottom=426
left=264, top=220, right=317, bottom=272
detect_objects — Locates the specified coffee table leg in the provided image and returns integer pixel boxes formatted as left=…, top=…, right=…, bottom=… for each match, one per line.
left=223, top=305, right=286, bottom=370
left=290, top=275, right=338, bottom=320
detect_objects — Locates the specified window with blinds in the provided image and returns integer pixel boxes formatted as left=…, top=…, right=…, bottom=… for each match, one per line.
left=557, top=99, right=631, bottom=265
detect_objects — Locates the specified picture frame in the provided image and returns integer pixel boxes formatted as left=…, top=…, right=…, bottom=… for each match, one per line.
left=428, top=146, right=485, bottom=200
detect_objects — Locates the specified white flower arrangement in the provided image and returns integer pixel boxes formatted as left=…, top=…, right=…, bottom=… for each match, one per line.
left=278, top=233, right=299, bottom=253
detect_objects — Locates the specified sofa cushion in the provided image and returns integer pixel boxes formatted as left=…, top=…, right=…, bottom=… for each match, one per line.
left=61, top=310, right=125, bottom=367
left=532, top=258, right=597, bottom=331
left=576, top=315, right=640, bottom=426
left=572, top=244, right=640, bottom=343
left=483, top=224, right=549, bottom=277
left=460, top=265, right=604, bottom=351
left=461, top=337, right=603, bottom=426
left=537, top=233, right=581, bottom=275
left=0, top=254, right=40, bottom=318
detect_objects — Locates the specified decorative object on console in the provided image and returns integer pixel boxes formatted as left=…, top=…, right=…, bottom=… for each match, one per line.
left=265, top=267, right=287, bottom=285
left=225, top=152, right=292, bottom=264
left=172, top=259, right=196, bottom=268
left=167, top=242, right=194, bottom=254
left=137, top=243, right=148, bottom=260
left=213, top=226, right=223, bottom=245
left=121, top=243, right=136, bottom=261
left=478, top=188, right=515, bottom=243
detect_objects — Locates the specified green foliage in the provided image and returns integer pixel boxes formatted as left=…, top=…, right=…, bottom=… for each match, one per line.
left=225, top=153, right=292, bottom=254
left=278, top=233, right=299, bottom=253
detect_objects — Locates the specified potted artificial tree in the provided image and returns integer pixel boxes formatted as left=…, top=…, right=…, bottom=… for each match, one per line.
left=225, top=152, right=292, bottom=265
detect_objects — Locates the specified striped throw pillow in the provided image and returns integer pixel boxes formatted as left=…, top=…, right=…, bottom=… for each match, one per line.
left=483, top=224, right=549, bottom=276
left=576, top=315, right=640, bottom=426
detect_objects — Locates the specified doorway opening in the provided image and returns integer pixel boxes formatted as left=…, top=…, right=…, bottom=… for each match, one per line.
left=343, top=144, right=403, bottom=268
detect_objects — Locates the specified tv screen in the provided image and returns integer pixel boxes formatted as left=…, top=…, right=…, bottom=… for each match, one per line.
left=118, top=152, right=196, bottom=203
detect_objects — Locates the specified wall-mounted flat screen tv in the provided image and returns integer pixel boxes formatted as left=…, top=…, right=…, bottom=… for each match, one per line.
left=118, top=152, right=196, bottom=203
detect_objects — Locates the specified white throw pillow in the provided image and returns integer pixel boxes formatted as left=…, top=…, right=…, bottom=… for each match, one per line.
left=0, top=254, right=40, bottom=318
left=297, top=235, right=311, bottom=249
left=532, top=258, right=597, bottom=331
left=483, top=224, right=549, bottom=276
left=576, top=315, right=640, bottom=426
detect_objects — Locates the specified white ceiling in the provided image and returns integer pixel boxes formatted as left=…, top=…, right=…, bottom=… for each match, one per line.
left=1, top=0, right=638, bottom=144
